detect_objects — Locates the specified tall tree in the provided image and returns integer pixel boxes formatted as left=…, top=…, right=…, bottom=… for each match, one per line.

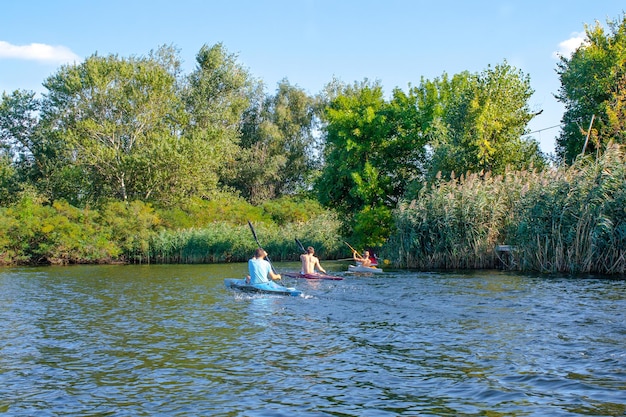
left=0, top=90, right=39, bottom=162
left=228, top=79, right=318, bottom=203
left=224, top=80, right=285, bottom=204
left=555, top=13, right=626, bottom=163
left=40, top=49, right=189, bottom=205
left=422, top=62, right=545, bottom=181
left=316, top=80, right=427, bottom=245
left=266, top=79, right=319, bottom=196
left=183, top=43, right=254, bottom=199
left=0, top=89, right=79, bottom=203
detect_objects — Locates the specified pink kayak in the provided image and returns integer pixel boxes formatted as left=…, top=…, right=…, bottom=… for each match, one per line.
left=282, top=272, right=343, bottom=281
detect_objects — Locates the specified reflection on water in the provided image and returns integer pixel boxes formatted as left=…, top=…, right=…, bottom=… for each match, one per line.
left=0, top=264, right=625, bottom=416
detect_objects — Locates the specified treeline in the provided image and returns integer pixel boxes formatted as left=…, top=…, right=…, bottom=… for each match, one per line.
left=1, top=13, right=625, bottom=274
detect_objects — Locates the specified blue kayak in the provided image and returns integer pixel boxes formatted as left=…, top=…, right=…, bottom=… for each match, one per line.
left=224, top=278, right=302, bottom=296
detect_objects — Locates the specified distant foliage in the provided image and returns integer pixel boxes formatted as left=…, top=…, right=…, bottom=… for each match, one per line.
left=157, top=195, right=265, bottom=229
left=260, top=196, right=327, bottom=225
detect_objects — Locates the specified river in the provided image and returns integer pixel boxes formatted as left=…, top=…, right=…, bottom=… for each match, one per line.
left=0, top=263, right=624, bottom=416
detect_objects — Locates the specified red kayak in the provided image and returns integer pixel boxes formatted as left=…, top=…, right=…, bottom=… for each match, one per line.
left=282, top=272, right=343, bottom=281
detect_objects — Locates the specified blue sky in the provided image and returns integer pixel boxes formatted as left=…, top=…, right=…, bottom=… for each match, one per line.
left=1, top=1, right=624, bottom=154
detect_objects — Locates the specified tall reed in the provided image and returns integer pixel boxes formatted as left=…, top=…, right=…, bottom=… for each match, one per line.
left=148, top=211, right=343, bottom=264
left=388, top=144, right=625, bottom=275
left=510, top=144, right=625, bottom=274
left=390, top=169, right=520, bottom=269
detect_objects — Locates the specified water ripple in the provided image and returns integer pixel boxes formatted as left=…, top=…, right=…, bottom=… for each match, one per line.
left=0, top=266, right=624, bottom=416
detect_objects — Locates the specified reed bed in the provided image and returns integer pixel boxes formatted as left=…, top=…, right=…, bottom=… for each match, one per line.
left=148, top=211, right=343, bottom=264
left=390, top=169, right=519, bottom=270
left=388, top=144, right=625, bottom=275
left=511, top=145, right=626, bottom=274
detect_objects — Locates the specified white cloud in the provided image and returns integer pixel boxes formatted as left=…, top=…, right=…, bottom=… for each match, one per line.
left=0, top=41, right=81, bottom=64
left=552, top=32, right=587, bottom=59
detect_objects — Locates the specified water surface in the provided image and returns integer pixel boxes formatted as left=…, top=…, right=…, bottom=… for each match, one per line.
left=0, top=264, right=624, bottom=416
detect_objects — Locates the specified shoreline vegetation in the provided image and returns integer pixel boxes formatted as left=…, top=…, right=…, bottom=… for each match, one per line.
left=388, top=144, right=625, bottom=276
left=1, top=145, right=623, bottom=276
left=1, top=14, right=625, bottom=277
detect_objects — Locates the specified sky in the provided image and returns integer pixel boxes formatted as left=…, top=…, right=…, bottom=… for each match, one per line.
left=1, top=0, right=624, bottom=155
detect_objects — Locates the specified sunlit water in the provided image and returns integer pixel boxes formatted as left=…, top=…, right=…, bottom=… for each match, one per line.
left=0, top=263, right=624, bottom=416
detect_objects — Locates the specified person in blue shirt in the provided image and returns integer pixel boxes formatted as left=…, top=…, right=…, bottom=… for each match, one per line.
left=247, top=248, right=281, bottom=284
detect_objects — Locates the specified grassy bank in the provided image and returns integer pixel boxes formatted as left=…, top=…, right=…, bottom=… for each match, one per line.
left=2, top=146, right=624, bottom=275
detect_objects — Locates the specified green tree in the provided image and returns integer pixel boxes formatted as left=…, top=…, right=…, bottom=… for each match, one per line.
left=228, top=79, right=318, bottom=203
left=39, top=47, right=192, bottom=205
left=0, top=153, right=18, bottom=205
left=424, top=62, right=545, bottom=180
left=0, top=90, right=39, bottom=161
left=183, top=43, right=254, bottom=200
left=555, top=13, right=626, bottom=163
left=265, top=79, right=319, bottom=196
left=316, top=80, right=427, bottom=246
left=0, top=89, right=82, bottom=204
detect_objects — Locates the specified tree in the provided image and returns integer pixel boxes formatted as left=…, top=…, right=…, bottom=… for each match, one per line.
left=423, top=62, right=545, bottom=181
left=265, top=79, right=319, bottom=196
left=228, top=79, right=319, bottom=203
left=316, top=80, right=427, bottom=246
left=555, top=13, right=626, bottom=163
left=0, top=89, right=80, bottom=203
left=39, top=48, right=191, bottom=205
left=0, top=90, right=40, bottom=201
left=183, top=43, right=254, bottom=200
left=0, top=90, right=39, bottom=161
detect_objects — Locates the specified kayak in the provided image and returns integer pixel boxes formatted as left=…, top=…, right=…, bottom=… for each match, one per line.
left=347, top=264, right=384, bottom=274
left=282, top=272, right=343, bottom=280
left=224, top=278, right=302, bottom=296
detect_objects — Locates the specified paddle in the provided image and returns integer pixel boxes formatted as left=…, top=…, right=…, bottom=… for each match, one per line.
left=343, top=241, right=359, bottom=255
left=247, top=220, right=278, bottom=275
left=295, top=238, right=307, bottom=254
left=344, top=241, right=377, bottom=267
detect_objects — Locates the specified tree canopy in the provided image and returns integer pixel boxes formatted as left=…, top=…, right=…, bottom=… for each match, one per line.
left=316, top=80, right=428, bottom=245
left=225, top=79, right=319, bottom=204
left=1, top=44, right=550, bottom=249
left=556, top=13, right=626, bottom=163
left=421, top=62, right=545, bottom=181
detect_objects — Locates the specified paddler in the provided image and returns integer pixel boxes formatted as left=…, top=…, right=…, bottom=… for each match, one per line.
left=300, top=246, right=326, bottom=274
left=353, top=250, right=373, bottom=267
left=247, top=248, right=281, bottom=284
